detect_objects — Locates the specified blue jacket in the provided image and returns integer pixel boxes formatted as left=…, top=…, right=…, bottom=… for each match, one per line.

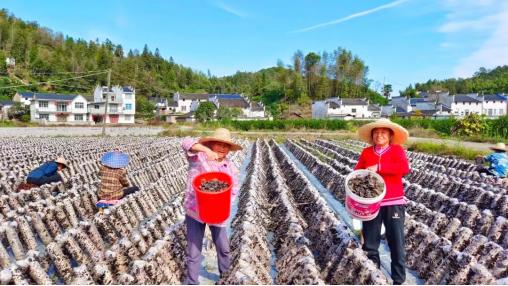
left=27, top=161, right=58, bottom=181
left=485, top=152, right=508, bottom=178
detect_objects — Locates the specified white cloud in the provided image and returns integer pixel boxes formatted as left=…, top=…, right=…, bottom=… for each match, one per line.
left=453, top=9, right=508, bottom=77
left=438, top=1, right=508, bottom=77
left=212, top=1, right=247, bottom=18
left=292, top=0, right=410, bottom=33
left=438, top=13, right=499, bottom=33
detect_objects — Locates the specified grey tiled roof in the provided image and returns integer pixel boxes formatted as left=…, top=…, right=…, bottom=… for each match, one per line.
left=484, top=94, right=507, bottom=101
left=454, top=94, right=481, bottom=103
left=180, top=93, right=210, bottom=100
left=34, top=93, right=79, bottom=101
left=341, top=98, right=368, bottom=105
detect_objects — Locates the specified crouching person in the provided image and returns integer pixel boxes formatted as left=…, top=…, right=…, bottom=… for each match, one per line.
left=181, top=128, right=242, bottom=285
left=26, top=156, right=69, bottom=187
left=98, top=151, right=139, bottom=203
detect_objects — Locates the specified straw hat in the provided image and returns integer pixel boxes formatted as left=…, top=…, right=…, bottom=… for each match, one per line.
left=357, top=118, right=409, bottom=145
left=490, top=142, right=506, bottom=152
left=55, top=156, right=69, bottom=168
left=198, top=128, right=243, bottom=151
left=101, top=151, right=129, bottom=168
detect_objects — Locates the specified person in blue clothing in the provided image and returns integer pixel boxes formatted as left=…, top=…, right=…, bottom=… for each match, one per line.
left=26, top=156, right=69, bottom=186
left=476, top=143, right=508, bottom=178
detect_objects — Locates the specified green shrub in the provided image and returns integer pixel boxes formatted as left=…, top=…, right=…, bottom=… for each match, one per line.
left=452, top=114, right=487, bottom=137
left=204, top=119, right=350, bottom=131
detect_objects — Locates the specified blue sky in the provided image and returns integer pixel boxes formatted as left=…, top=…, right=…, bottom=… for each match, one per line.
left=2, top=0, right=508, bottom=93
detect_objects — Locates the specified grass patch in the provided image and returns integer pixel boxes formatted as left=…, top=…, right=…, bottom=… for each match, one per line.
left=406, top=141, right=488, bottom=161
left=0, top=120, right=37, bottom=127
left=407, top=127, right=441, bottom=139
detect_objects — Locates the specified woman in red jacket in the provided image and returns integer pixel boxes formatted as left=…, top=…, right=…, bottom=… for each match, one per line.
left=355, top=118, right=409, bottom=285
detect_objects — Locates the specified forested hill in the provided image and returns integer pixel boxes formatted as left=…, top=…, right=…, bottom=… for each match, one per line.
left=0, top=8, right=386, bottom=113
left=400, top=66, right=508, bottom=97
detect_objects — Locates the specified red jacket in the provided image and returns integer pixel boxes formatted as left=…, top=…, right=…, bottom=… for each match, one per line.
left=354, top=144, right=409, bottom=204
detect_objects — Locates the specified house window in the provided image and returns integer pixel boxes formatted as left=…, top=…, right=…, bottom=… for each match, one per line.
left=125, top=94, right=132, bottom=100
left=74, top=114, right=84, bottom=121
left=182, top=106, right=187, bottom=111
left=500, top=109, right=504, bottom=115
left=39, top=101, right=48, bottom=108
left=124, top=115, right=132, bottom=121
left=125, top=103, right=132, bottom=110
left=75, top=102, right=84, bottom=109
left=109, top=104, right=118, bottom=112
left=39, top=114, right=49, bottom=120
left=57, top=103, right=67, bottom=112
left=352, top=108, right=357, bottom=113
left=488, top=109, right=493, bottom=116
left=111, top=96, right=115, bottom=101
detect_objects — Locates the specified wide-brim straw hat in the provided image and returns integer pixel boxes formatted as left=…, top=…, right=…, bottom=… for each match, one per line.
left=358, top=118, right=409, bottom=145
left=490, top=142, right=506, bottom=152
left=55, top=156, right=69, bottom=168
left=198, top=128, right=243, bottom=151
left=101, top=151, right=129, bottom=168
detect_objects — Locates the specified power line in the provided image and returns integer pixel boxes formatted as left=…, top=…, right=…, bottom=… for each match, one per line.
left=0, top=70, right=109, bottom=90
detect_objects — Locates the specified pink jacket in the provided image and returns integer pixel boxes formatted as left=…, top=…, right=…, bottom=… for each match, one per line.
left=181, top=137, right=239, bottom=226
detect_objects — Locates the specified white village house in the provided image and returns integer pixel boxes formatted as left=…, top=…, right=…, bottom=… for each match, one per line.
left=88, top=85, right=136, bottom=124
left=172, top=93, right=209, bottom=113
left=209, top=94, right=265, bottom=119
left=13, top=91, right=35, bottom=106
left=28, top=93, right=89, bottom=124
left=381, top=92, right=506, bottom=118
left=14, top=85, right=136, bottom=124
left=0, top=100, right=14, bottom=120
left=167, top=93, right=266, bottom=122
left=312, top=97, right=379, bottom=119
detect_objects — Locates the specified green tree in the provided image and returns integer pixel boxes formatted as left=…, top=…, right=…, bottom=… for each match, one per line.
left=8, top=102, right=29, bottom=121
left=217, top=106, right=242, bottom=120
left=304, top=52, right=321, bottom=99
left=452, top=113, right=487, bottom=137
left=383, top=84, right=393, bottom=99
left=135, top=96, right=155, bottom=119
left=195, top=101, right=216, bottom=122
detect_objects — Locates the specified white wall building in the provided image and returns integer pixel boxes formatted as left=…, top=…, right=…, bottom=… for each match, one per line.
left=451, top=94, right=483, bottom=117
left=29, top=93, right=89, bottom=124
left=209, top=94, right=266, bottom=119
left=13, top=92, right=34, bottom=106
left=312, top=97, right=372, bottom=119
left=173, top=93, right=209, bottom=113
left=482, top=94, right=506, bottom=118
left=88, top=85, right=136, bottom=124
left=0, top=101, right=13, bottom=120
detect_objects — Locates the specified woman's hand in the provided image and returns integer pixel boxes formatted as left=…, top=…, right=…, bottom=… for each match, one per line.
left=205, top=149, right=219, bottom=161
left=366, top=165, right=378, bottom=172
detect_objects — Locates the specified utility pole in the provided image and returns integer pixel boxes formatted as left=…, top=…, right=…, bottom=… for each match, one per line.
left=101, top=69, right=111, bottom=136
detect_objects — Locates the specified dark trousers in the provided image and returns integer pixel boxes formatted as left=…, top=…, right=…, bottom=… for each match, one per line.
left=27, top=173, right=62, bottom=186
left=185, top=215, right=231, bottom=285
left=122, top=186, right=139, bottom=197
left=362, top=205, right=406, bottom=284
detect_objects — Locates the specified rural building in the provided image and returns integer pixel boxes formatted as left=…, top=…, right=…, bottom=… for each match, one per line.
left=88, top=85, right=136, bottom=124
left=29, top=93, right=89, bottom=124
left=312, top=97, right=376, bottom=119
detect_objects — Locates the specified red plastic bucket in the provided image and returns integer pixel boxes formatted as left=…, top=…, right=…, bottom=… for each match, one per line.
left=192, top=172, right=233, bottom=224
left=344, top=170, right=386, bottom=221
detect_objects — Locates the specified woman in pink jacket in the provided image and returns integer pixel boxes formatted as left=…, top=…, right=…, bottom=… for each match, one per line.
left=181, top=128, right=242, bottom=285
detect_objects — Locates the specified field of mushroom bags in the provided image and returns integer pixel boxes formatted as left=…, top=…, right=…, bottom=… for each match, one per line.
left=0, top=136, right=506, bottom=285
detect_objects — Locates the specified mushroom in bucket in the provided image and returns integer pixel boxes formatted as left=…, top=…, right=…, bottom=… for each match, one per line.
left=344, top=169, right=386, bottom=221
left=192, top=171, right=233, bottom=224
